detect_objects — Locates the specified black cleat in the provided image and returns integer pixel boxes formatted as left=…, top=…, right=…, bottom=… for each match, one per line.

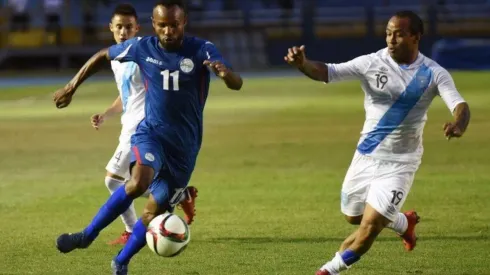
left=56, top=232, right=92, bottom=253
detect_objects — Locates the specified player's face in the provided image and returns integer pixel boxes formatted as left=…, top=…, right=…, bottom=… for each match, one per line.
left=385, top=16, right=419, bottom=63
left=152, top=5, right=187, bottom=50
left=109, top=15, right=139, bottom=43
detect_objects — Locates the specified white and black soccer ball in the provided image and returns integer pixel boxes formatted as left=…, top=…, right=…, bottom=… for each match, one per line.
left=146, top=213, right=190, bottom=257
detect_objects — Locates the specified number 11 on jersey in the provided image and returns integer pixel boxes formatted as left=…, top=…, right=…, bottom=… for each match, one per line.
left=161, top=70, right=180, bottom=91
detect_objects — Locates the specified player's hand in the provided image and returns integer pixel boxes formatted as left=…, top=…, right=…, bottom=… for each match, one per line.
left=91, top=114, right=105, bottom=130
left=53, top=86, right=74, bottom=109
left=203, top=60, right=229, bottom=78
left=284, top=45, right=306, bottom=68
left=443, top=122, right=463, bottom=140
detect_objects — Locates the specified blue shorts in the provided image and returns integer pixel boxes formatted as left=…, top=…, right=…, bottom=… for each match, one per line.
left=130, top=121, right=196, bottom=208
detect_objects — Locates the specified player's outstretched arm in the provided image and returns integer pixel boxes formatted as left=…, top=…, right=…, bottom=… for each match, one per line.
left=284, top=45, right=329, bottom=82
left=444, top=102, right=470, bottom=140
left=53, top=48, right=110, bottom=108
left=91, top=96, right=123, bottom=130
left=203, top=60, right=243, bottom=90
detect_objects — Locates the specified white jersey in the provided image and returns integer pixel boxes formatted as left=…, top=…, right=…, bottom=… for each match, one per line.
left=111, top=60, right=146, bottom=134
left=326, top=48, right=465, bottom=163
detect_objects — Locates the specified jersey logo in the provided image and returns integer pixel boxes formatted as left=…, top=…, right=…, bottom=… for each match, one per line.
left=179, top=58, right=194, bottom=73
left=146, top=56, right=163, bottom=66
left=145, top=153, right=155, bottom=162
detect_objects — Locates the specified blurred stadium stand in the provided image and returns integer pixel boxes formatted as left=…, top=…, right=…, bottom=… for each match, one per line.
left=0, top=0, right=489, bottom=71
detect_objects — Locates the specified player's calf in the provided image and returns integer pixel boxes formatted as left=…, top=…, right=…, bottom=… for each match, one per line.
left=317, top=205, right=389, bottom=274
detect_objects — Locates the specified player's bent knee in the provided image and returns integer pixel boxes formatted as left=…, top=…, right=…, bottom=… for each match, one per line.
left=106, top=172, right=125, bottom=182
left=345, top=215, right=362, bottom=225
left=141, top=210, right=157, bottom=226
left=126, top=163, right=155, bottom=197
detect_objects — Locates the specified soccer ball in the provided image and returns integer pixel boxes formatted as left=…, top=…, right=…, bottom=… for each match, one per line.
left=146, top=213, right=190, bottom=257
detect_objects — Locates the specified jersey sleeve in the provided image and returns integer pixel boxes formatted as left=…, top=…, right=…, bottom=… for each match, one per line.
left=325, top=54, right=372, bottom=83
left=200, top=41, right=232, bottom=69
left=435, top=68, right=466, bottom=112
left=108, top=37, right=142, bottom=63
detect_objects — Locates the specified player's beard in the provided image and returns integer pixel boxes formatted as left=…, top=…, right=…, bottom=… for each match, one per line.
left=159, top=36, right=183, bottom=51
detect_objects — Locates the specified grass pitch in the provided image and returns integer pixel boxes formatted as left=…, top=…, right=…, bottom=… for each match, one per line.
left=0, top=72, right=489, bottom=275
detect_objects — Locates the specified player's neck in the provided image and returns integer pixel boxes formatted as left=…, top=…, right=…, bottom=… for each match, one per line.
left=398, top=51, right=419, bottom=66
left=158, top=39, right=184, bottom=52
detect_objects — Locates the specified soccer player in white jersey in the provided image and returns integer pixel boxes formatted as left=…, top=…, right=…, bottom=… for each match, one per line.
left=53, top=3, right=198, bottom=245
left=285, top=11, right=470, bottom=274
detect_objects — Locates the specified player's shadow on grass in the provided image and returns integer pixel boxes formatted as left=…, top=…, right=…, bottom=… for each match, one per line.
left=204, top=235, right=488, bottom=244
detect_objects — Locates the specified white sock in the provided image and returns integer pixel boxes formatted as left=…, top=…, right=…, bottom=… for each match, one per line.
left=105, top=176, right=138, bottom=233
left=319, top=252, right=349, bottom=274
left=387, top=212, right=408, bottom=235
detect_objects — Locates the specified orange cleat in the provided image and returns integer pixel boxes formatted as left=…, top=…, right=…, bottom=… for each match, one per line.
left=108, top=231, right=132, bottom=245
left=178, top=186, right=198, bottom=225
left=316, top=270, right=331, bottom=275
left=400, top=210, right=420, bottom=251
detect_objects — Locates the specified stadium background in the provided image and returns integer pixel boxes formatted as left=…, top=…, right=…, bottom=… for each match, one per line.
left=0, top=1, right=489, bottom=275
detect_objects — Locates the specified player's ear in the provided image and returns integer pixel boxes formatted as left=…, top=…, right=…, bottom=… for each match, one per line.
left=151, top=16, right=156, bottom=28
left=109, top=22, right=113, bottom=32
left=135, top=23, right=140, bottom=33
left=414, top=33, right=421, bottom=44
left=183, top=15, right=188, bottom=26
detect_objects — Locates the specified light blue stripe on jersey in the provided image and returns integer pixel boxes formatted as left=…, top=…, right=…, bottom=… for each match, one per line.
left=121, top=62, right=136, bottom=113
left=357, top=64, right=433, bottom=154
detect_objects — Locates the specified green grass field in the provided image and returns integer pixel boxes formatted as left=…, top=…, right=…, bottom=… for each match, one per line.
left=0, top=72, right=489, bottom=275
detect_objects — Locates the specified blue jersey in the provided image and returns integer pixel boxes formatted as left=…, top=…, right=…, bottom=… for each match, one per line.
left=108, top=36, right=230, bottom=155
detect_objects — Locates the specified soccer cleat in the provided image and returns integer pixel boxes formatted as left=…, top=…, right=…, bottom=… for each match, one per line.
left=316, top=270, right=332, bottom=275
left=177, top=186, right=198, bottom=225
left=111, top=259, right=128, bottom=275
left=56, top=232, right=92, bottom=253
left=108, top=231, right=132, bottom=245
left=400, top=210, right=420, bottom=251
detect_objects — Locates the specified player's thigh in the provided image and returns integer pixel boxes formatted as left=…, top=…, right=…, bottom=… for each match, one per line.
left=149, top=170, right=190, bottom=212
left=106, top=136, right=132, bottom=181
left=129, top=129, right=165, bottom=181
left=341, top=152, right=378, bottom=217
left=366, top=161, right=419, bottom=222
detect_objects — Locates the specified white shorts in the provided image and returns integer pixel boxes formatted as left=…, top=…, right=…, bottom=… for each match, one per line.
left=340, top=151, right=420, bottom=221
left=105, top=132, right=133, bottom=181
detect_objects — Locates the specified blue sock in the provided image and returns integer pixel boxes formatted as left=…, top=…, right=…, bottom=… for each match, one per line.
left=83, top=186, right=133, bottom=241
left=340, top=249, right=361, bottom=266
left=115, top=219, right=147, bottom=265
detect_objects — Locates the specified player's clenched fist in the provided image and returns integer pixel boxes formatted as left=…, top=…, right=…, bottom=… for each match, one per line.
left=284, top=45, right=306, bottom=68
left=203, top=60, right=229, bottom=78
left=53, top=86, right=74, bottom=109
left=443, top=122, right=463, bottom=140
left=91, top=114, right=105, bottom=130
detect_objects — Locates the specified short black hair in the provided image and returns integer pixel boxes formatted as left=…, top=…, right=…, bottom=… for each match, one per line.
left=112, top=3, right=138, bottom=20
left=394, top=10, right=424, bottom=35
left=154, top=0, right=188, bottom=14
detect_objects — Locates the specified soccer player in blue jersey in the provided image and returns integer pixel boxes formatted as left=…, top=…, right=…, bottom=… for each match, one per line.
left=53, top=0, right=243, bottom=273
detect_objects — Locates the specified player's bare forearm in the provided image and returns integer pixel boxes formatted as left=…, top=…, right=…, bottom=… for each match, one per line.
left=453, top=102, right=470, bottom=134
left=222, top=71, right=243, bottom=90
left=66, top=48, right=110, bottom=93
left=298, top=59, right=329, bottom=82
left=104, top=96, right=123, bottom=118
